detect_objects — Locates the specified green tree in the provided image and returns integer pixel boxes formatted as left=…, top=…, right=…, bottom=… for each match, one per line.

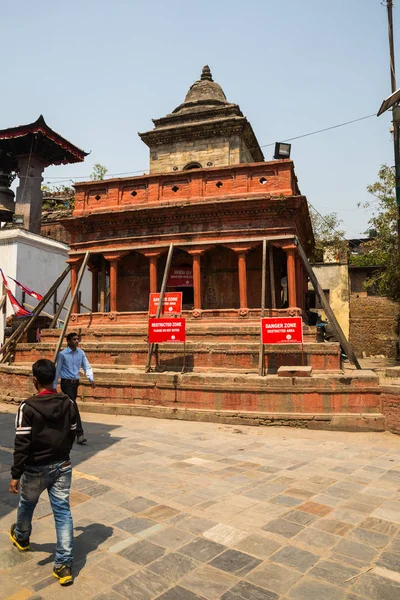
left=309, top=207, right=347, bottom=262
left=90, top=163, right=108, bottom=181
left=41, top=184, right=74, bottom=210
left=349, top=164, right=400, bottom=301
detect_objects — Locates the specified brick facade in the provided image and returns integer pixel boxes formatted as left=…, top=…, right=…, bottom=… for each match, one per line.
left=349, top=295, right=399, bottom=358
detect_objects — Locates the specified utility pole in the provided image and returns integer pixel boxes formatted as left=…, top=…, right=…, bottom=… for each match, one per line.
left=387, top=0, right=397, bottom=94
left=385, top=1, right=400, bottom=241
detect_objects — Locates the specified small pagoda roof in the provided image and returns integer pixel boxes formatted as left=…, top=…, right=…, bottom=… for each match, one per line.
left=0, top=115, right=88, bottom=169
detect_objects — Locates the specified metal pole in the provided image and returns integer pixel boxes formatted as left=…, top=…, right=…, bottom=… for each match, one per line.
left=268, top=245, right=276, bottom=309
left=145, top=243, right=174, bottom=372
left=1, top=265, right=71, bottom=363
left=258, top=239, right=267, bottom=376
left=53, top=252, right=90, bottom=363
left=50, top=282, right=71, bottom=328
left=386, top=1, right=400, bottom=244
left=296, top=239, right=361, bottom=369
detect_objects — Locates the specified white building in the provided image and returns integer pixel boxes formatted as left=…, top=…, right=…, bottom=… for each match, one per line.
left=0, top=229, right=91, bottom=343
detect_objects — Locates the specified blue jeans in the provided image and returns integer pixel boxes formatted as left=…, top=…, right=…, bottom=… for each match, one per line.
left=16, top=461, right=73, bottom=567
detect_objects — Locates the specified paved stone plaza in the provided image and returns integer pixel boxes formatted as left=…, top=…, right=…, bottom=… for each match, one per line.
left=1, top=408, right=400, bottom=600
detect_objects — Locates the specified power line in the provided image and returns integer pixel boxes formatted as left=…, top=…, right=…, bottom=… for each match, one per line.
left=259, top=113, right=376, bottom=149
left=308, top=201, right=368, bottom=248
left=15, top=111, right=377, bottom=182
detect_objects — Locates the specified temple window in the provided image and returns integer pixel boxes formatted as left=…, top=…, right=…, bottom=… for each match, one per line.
left=183, top=162, right=202, bottom=170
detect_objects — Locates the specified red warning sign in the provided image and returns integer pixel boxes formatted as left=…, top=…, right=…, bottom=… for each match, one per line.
left=148, top=318, right=186, bottom=343
left=149, top=292, right=182, bottom=315
left=261, top=317, right=303, bottom=344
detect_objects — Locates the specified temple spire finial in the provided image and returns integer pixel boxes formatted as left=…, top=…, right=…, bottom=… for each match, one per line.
left=201, top=65, right=213, bottom=82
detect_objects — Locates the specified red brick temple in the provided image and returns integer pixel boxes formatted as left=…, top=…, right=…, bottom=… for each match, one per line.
left=66, top=65, right=311, bottom=322
left=0, top=67, right=385, bottom=432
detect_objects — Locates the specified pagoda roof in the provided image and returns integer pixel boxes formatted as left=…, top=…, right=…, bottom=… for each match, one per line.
left=139, top=66, right=264, bottom=162
left=0, top=115, right=87, bottom=169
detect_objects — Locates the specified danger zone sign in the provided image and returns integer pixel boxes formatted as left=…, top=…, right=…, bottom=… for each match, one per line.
left=149, top=292, right=182, bottom=315
left=261, top=317, right=303, bottom=344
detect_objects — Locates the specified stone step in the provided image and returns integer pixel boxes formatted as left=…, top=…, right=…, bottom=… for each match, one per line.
left=0, top=364, right=381, bottom=419
left=13, top=341, right=341, bottom=372
left=386, top=366, right=400, bottom=378
left=40, top=324, right=318, bottom=344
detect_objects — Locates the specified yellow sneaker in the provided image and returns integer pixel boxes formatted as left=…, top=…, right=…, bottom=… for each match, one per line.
left=53, top=564, right=73, bottom=586
left=9, top=523, right=30, bottom=552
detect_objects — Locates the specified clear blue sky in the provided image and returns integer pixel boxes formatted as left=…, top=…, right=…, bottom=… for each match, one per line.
left=3, top=0, right=399, bottom=237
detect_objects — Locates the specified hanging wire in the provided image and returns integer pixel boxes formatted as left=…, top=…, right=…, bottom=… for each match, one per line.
left=15, top=111, right=376, bottom=182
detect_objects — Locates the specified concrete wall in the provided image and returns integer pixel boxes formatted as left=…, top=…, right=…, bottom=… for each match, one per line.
left=0, top=229, right=91, bottom=344
left=349, top=295, right=398, bottom=358
left=309, top=263, right=350, bottom=337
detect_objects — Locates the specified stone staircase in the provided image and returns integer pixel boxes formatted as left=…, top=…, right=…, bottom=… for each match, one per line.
left=0, top=321, right=386, bottom=432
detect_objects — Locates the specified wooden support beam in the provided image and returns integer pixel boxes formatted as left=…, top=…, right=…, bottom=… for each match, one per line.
left=296, top=239, right=361, bottom=369
left=53, top=252, right=91, bottom=363
left=258, top=239, right=267, bottom=376
left=23, top=303, right=64, bottom=322
left=1, top=265, right=71, bottom=363
left=50, top=283, right=71, bottom=328
left=145, top=243, right=174, bottom=372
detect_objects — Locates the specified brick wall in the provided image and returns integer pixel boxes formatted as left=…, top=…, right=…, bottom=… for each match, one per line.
left=349, top=295, right=399, bottom=357
left=381, top=386, right=400, bottom=434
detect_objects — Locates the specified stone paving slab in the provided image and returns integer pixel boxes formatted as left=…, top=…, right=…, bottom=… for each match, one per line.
left=1, top=408, right=400, bottom=599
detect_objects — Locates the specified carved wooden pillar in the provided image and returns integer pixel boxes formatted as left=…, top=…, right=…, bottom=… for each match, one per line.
left=187, top=250, right=204, bottom=310
left=285, top=247, right=297, bottom=308
left=103, top=252, right=128, bottom=313
left=67, top=256, right=83, bottom=314
left=237, top=251, right=248, bottom=310
left=141, top=250, right=165, bottom=294
left=226, top=244, right=257, bottom=313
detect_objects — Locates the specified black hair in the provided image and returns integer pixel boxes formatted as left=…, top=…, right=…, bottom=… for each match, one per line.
left=66, top=332, right=79, bottom=343
left=32, top=359, right=56, bottom=385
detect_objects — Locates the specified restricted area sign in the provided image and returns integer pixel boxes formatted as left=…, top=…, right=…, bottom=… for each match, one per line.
left=167, top=267, right=193, bottom=287
left=149, top=292, right=182, bottom=315
left=261, top=317, right=303, bottom=344
left=148, top=318, right=186, bottom=343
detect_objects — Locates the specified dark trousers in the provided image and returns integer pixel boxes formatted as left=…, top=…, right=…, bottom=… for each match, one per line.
left=60, top=380, right=84, bottom=437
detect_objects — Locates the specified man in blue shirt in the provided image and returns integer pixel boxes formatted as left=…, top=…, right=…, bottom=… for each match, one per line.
left=54, top=332, right=95, bottom=444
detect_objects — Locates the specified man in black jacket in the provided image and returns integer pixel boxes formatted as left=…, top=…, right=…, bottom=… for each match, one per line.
left=9, top=359, right=77, bottom=586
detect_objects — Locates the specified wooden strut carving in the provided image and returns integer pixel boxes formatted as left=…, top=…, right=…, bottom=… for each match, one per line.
left=296, top=238, right=361, bottom=369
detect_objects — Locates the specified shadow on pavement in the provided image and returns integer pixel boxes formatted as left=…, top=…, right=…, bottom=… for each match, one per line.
left=0, top=411, right=122, bottom=523
left=34, top=523, right=114, bottom=574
